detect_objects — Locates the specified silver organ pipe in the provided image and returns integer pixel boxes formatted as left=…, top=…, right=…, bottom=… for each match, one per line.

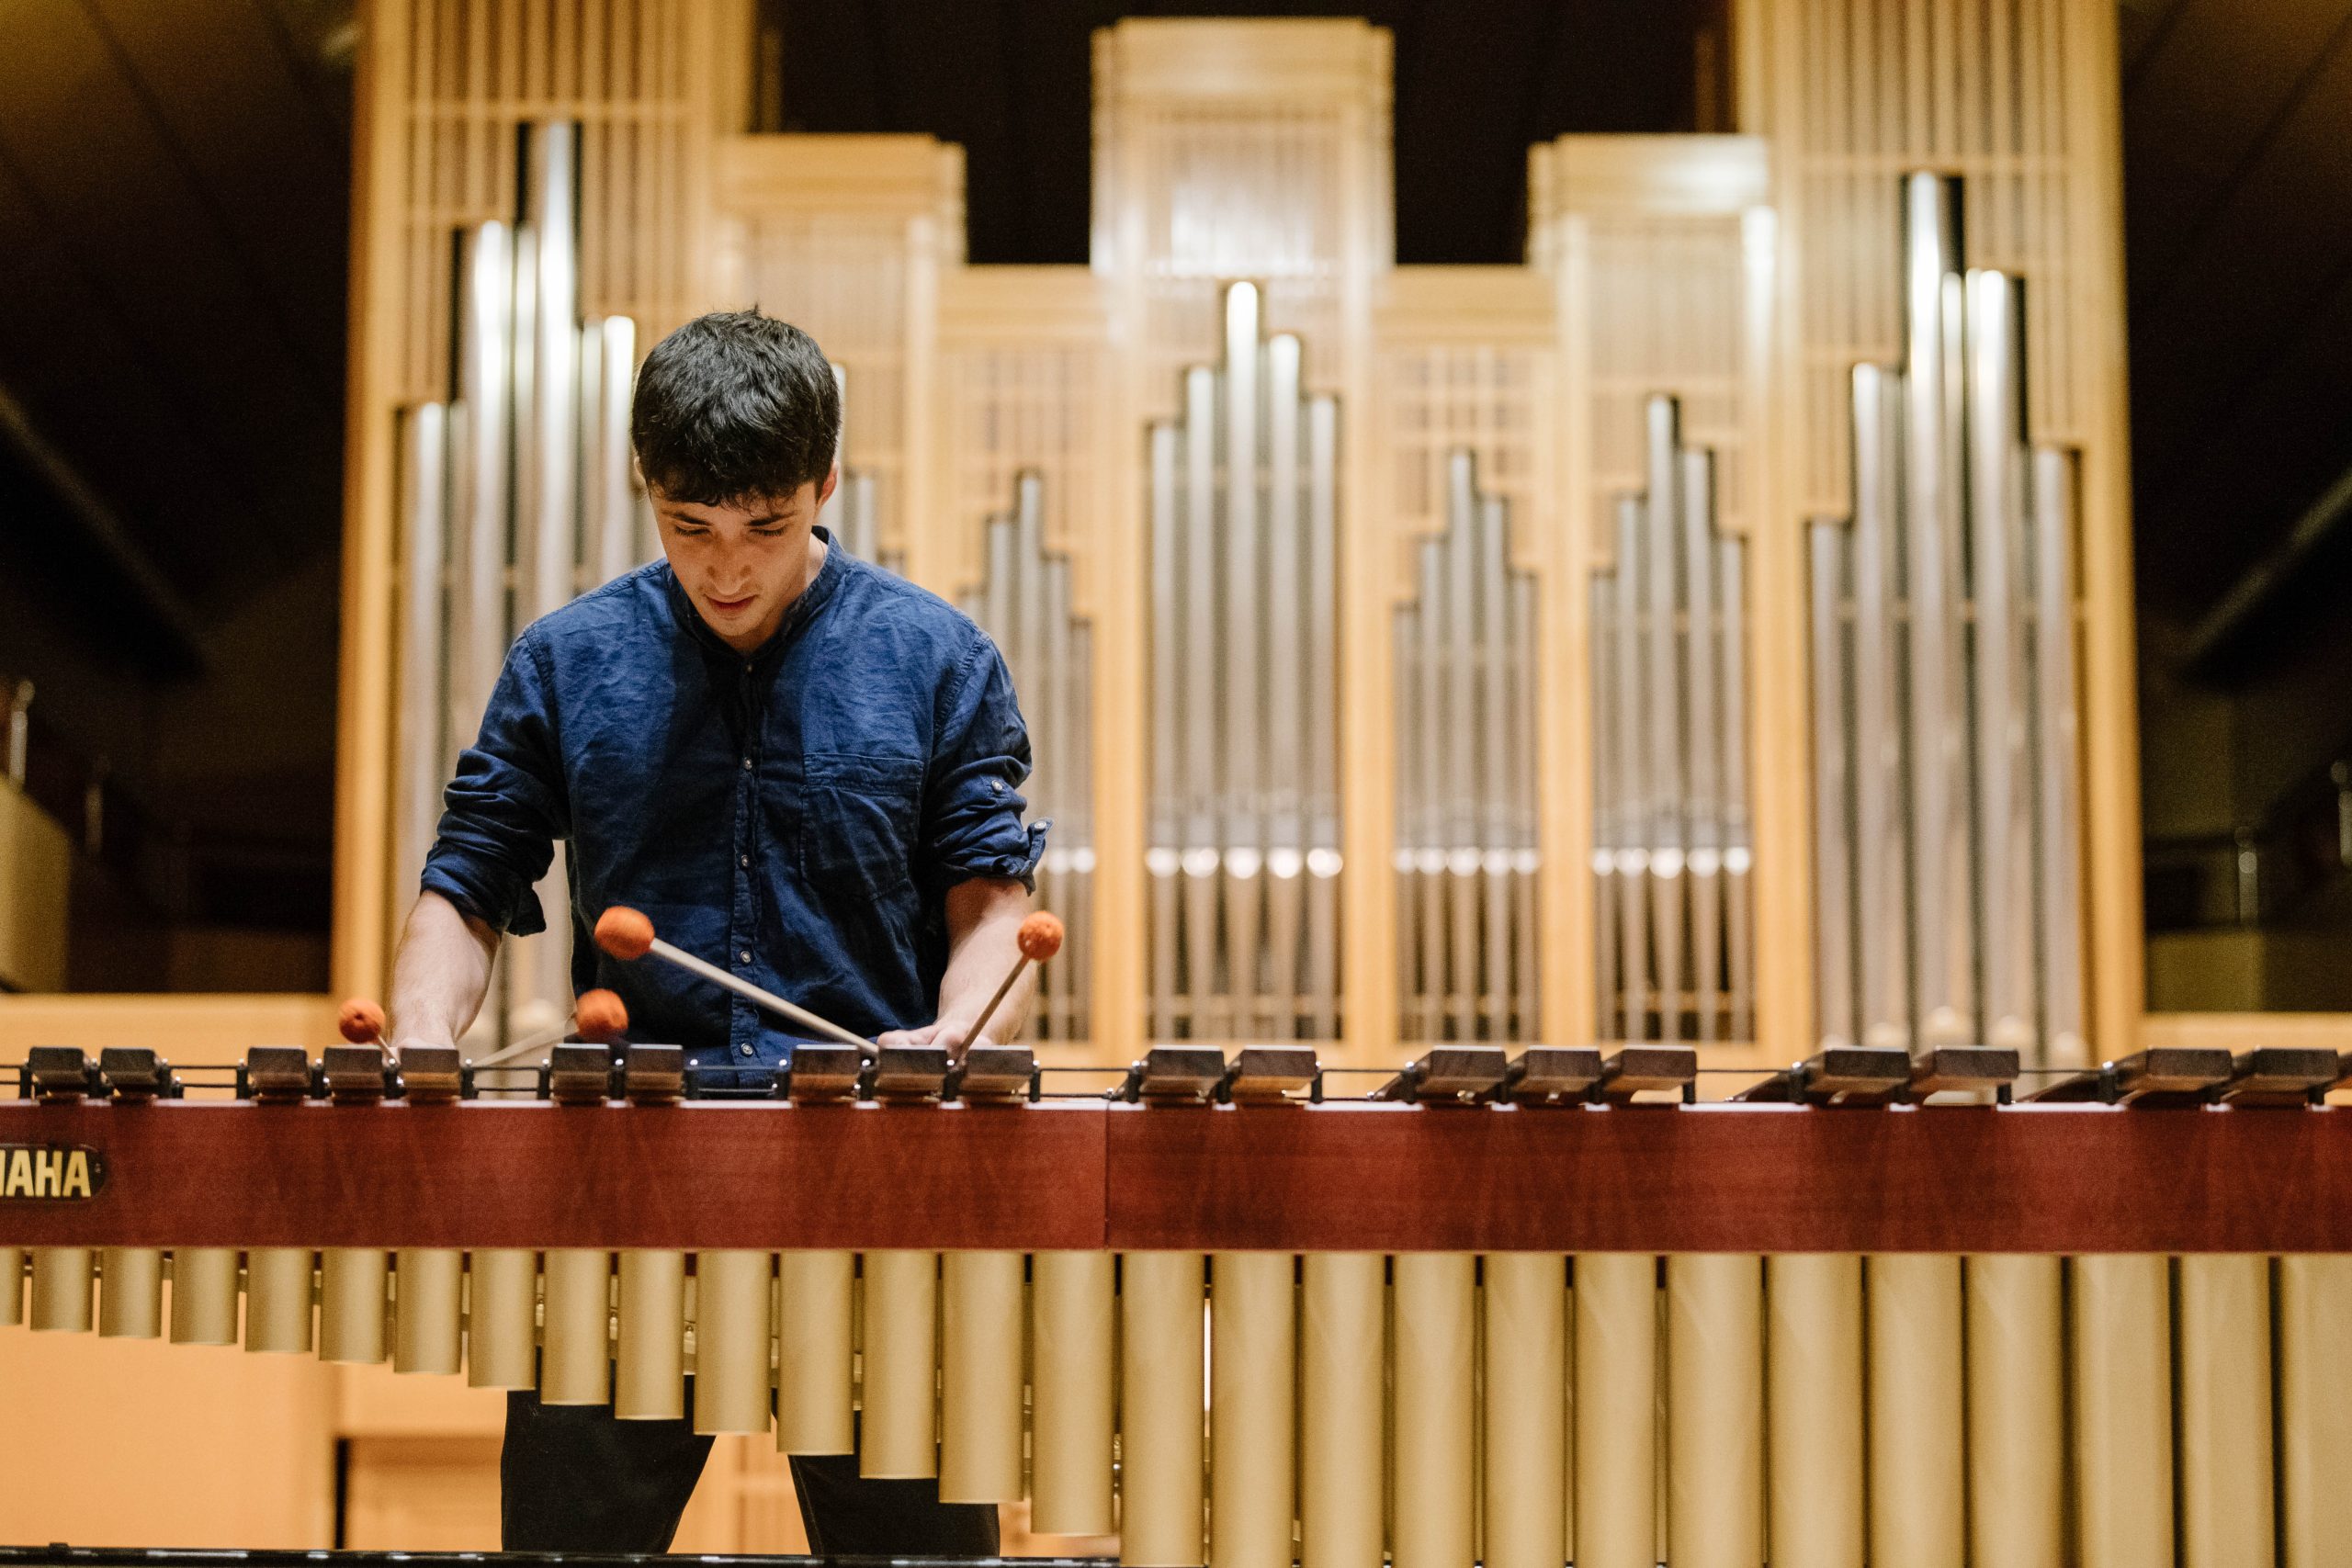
left=451, top=219, right=514, bottom=774
left=961, top=474, right=1093, bottom=1041
left=1807, top=173, right=2089, bottom=1067
left=1681, top=447, right=1721, bottom=1046
left=1393, top=453, right=1539, bottom=1043
left=1148, top=423, right=1182, bottom=1043
left=1263, top=336, right=1306, bottom=1037
left=394, top=122, right=657, bottom=1051
left=447, top=215, right=515, bottom=1056
left=818, top=364, right=891, bottom=574
left=588, top=316, right=652, bottom=587
left=513, top=124, right=582, bottom=1048
left=826, top=471, right=881, bottom=567
left=2032, top=449, right=2088, bottom=1066
left=1590, top=399, right=1753, bottom=1043
left=1904, top=175, right=1977, bottom=1050
left=1967, top=269, right=2036, bottom=1055
left=1720, top=513, right=1755, bottom=1045
left=1306, top=399, right=1341, bottom=1038
left=1807, top=511, right=1855, bottom=1054
left=393, top=405, right=448, bottom=913
left=1642, top=400, right=1684, bottom=1044
left=1148, top=282, right=1341, bottom=1042
left=1590, top=568, right=1619, bottom=1040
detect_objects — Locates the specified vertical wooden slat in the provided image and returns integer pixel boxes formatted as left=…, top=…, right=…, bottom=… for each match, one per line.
left=331, top=0, right=421, bottom=999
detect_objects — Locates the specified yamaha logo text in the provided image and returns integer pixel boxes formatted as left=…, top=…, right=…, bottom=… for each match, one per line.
left=0, top=1145, right=105, bottom=1200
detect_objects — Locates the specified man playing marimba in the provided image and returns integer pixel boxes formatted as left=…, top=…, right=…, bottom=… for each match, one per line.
left=385, top=310, right=1045, bottom=1554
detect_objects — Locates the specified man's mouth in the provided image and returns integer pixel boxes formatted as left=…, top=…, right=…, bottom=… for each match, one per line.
left=706, top=592, right=755, bottom=615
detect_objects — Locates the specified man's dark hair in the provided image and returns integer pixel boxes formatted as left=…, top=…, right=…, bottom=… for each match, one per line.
left=630, top=309, right=841, bottom=505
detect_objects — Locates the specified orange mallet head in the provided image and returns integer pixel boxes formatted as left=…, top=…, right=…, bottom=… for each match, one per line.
left=595, top=905, right=656, bottom=961
left=337, top=998, right=387, bottom=1044
left=1017, top=910, right=1065, bottom=964
left=574, top=987, right=630, bottom=1044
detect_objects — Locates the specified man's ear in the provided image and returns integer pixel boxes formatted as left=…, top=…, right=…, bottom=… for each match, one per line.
left=815, top=465, right=840, bottom=510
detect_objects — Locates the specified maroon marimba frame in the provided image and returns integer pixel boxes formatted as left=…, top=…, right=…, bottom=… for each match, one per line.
left=1, top=1095, right=2346, bottom=1255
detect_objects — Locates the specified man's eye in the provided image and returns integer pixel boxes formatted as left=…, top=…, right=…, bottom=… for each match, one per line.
left=752, top=526, right=786, bottom=539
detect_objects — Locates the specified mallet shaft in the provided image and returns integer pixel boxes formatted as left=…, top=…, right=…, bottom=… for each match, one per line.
left=473, top=1016, right=573, bottom=1068
left=960, top=958, right=1031, bottom=1053
left=649, top=936, right=875, bottom=1056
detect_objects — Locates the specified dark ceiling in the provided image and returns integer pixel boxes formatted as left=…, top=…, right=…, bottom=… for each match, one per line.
left=2119, top=0, right=2352, bottom=661
left=0, top=0, right=351, bottom=645
left=0, top=1, right=2348, bottom=980
left=766, top=0, right=1721, bottom=266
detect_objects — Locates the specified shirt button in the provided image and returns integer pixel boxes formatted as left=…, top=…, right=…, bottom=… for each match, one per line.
left=741, top=755, right=753, bottom=771
left=740, top=853, right=751, bottom=868
left=738, top=1043, right=754, bottom=1057
left=738, top=949, right=752, bottom=964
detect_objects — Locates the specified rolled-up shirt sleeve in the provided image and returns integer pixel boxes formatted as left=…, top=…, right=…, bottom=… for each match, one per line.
left=419, top=631, right=568, bottom=936
left=921, top=633, right=1048, bottom=896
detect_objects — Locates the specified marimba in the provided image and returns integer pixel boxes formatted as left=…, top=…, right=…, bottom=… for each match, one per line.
left=5, top=1039, right=2352, bottom=1568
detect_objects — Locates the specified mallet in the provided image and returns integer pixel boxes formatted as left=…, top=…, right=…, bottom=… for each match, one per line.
left=338, top=998, right=388, bottom=1045
left=957, top=911, right=1064, bottom=1050
left=594, top=906, right=876, bottom=1059
left=362, top=988, right=632, bottom=1068
left=471, top=987, right=633, bottom=1067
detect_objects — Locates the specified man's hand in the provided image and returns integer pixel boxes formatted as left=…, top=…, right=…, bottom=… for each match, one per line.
left=875, top=877, right=1034, bottom=1061
left=876, top=1013, right=992, bottom=1057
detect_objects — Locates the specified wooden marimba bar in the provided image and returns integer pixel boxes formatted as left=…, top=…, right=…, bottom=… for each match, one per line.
left=5, top=1039, right=2352, bottom=1568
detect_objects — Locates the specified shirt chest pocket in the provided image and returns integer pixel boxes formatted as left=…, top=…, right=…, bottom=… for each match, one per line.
left=799, top=751, right=924, bottom=901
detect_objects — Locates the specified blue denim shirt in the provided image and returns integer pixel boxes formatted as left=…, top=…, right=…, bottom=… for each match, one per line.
left=420, top=534, right=1046, bottom=1056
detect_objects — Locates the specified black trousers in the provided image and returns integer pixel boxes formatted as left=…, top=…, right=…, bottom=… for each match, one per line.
left=501, top=1386, right=1001, bottom=1556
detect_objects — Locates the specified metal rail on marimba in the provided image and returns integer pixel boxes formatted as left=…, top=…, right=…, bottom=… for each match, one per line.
left=4, top=1039, right=2350, bottom=1568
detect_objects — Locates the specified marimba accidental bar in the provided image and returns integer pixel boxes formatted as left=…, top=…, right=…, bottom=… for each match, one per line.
left=5, top=1040, right=2352, bottom=1568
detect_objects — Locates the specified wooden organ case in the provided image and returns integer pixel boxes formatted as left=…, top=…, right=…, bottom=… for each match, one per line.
left=332, top=6, right=2141, bottom=1074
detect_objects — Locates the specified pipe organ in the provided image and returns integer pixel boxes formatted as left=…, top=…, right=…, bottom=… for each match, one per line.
left=963, top=475, right=1094, bottom=1043
left=1393, top=452, right=1540, bottom=1043
left=1807, top=174, right=2089, bottom=1067
left=1590, top=399, right=1754, bottom=1045
left=1147, top=283, right=1342, bottom=1043
left=334, top=9, right=2143, bottom=1070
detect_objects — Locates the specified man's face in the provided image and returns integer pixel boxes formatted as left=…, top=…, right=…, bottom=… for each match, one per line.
left=652, top=469, right=837, bottom=654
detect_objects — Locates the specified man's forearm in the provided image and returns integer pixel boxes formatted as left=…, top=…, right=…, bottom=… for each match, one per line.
left=933, top=877, right=1034, bottom=1047
left=388, top=890, right=501, bottom=1048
